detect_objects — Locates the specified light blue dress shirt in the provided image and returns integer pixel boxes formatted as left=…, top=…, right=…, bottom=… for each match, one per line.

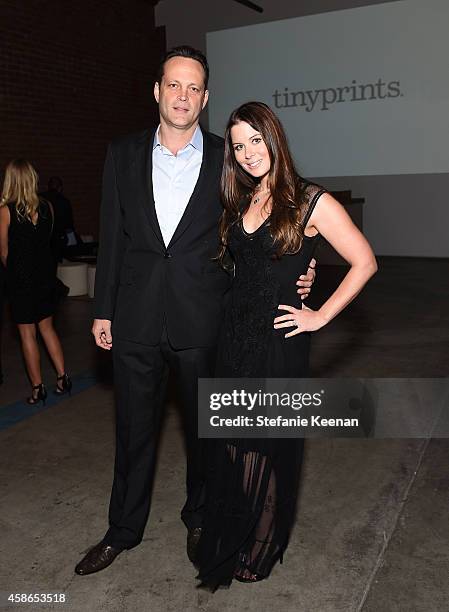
left=152, top=125, right=203, bottom=246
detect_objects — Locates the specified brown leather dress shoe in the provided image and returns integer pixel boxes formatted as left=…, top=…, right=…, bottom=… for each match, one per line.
left=75, top=541, right=123, bottom=575
left=187, top=527, right=202, bottom=564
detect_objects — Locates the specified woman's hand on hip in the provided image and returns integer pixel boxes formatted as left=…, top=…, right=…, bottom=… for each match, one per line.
left=274, top=304, right=327, bottom=338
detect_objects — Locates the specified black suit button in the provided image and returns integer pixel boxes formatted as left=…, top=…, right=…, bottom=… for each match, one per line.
left=164, top=252, right=172, bottom=259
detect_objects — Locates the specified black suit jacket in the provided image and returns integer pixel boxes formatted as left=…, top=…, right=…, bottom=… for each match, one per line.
left=93, top=126, right=231, bottom=348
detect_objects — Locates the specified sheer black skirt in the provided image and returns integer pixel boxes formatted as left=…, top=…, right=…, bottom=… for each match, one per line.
left=196, top=436, right=304, bottom=589
left=195, top=329, right=310, bottom=589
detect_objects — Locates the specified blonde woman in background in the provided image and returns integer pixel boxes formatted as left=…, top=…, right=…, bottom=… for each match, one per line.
left=0, top=159, right=71, bottom=404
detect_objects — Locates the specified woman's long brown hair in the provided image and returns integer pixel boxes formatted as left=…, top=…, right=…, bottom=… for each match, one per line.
left=219, top=101, right=308, bottom=262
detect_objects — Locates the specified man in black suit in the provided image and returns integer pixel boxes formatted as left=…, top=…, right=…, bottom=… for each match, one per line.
left=41, top=177, right=75, bottom=261
left=75, top=46, right=314, bottom=575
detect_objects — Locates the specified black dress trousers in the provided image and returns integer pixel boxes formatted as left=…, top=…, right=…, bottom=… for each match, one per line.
left=104, top=326, right=216, bottom=550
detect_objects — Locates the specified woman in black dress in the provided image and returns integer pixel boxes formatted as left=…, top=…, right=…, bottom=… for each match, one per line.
left=0, top=159, right=71, bottom=404
left=195, top=102, right=377, bottom=589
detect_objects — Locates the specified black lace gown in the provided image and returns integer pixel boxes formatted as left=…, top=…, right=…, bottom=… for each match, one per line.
left=6, top=200, right=57, bottom=324
left=196, top=182, right=326, bottom=589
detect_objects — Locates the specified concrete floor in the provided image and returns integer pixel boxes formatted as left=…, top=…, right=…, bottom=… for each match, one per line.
left=0, top=257, right=448, bottom=612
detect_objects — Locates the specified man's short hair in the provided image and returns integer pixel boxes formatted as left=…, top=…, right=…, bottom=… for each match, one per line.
left=156, top=45, right=209, bottom=89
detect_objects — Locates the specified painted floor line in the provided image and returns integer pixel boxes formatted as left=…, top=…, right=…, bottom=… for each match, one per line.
left=0, top=372, right=98, bottom=432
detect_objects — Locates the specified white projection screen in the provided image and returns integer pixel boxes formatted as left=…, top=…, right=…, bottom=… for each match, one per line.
left=206, top=0, right=449, bottom=178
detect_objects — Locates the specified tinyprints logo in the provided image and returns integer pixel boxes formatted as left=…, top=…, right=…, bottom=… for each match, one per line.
left=273, top=78, right=403, bottom=112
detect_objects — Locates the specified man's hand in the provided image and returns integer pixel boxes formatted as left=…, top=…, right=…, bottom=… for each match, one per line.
left=92, top=319, right=113, bottom=350
left=296, top=257, right=317, bottom=300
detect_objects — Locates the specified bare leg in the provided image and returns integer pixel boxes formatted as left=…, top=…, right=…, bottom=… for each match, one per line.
left=17, top=323, right=42, bottom=386
left=37, top=316, right=65, bottom=377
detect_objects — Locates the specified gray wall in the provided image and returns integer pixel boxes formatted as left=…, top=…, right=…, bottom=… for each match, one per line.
left=155, top=0, right=449, bottom=257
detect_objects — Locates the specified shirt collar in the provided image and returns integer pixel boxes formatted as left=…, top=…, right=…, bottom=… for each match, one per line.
left=153, top=125, right=203, bottom=154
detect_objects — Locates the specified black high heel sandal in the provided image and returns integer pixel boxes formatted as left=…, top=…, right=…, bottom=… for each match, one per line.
left=233, top=569, right=265, bottom=583
left=233, top=550, right=283, bottom=584
left=233, top=552, right=266, bottom=584
left=54, top=373, right=72, bottom=396
left=27, top=383, right=47, bottom=405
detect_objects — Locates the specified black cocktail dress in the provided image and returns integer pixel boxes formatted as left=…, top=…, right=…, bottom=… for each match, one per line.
left=6, top=200, right=57, bottom=324
left=196, top=181, right=326, bottom=589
